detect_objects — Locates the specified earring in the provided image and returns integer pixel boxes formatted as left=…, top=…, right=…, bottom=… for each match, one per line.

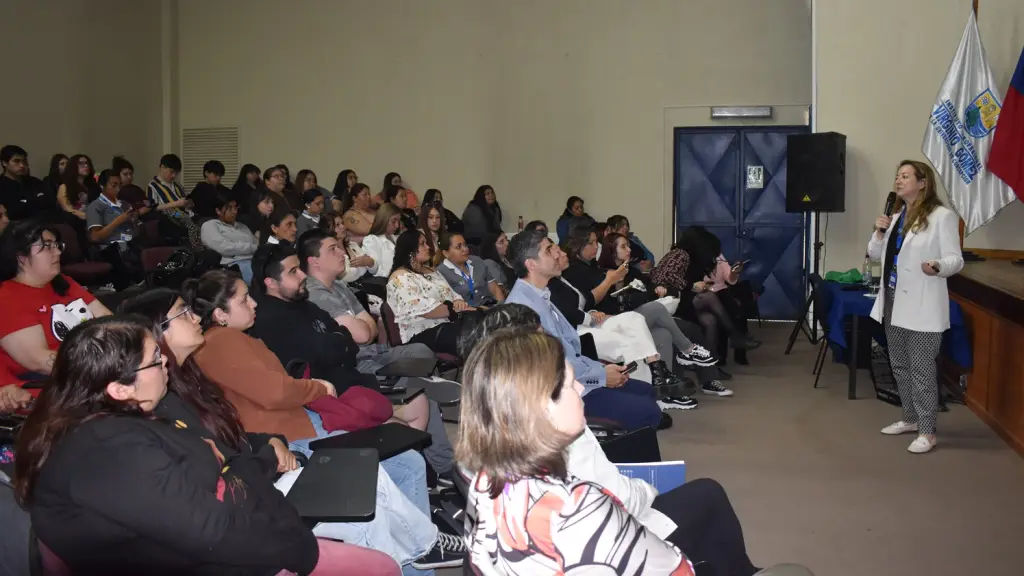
left=219, top=320, right=228, bottom=327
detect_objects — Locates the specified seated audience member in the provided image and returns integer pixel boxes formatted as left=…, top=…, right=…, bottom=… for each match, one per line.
left=261, top=209, right=298, bottom=247
left=556, top=195, right=597, bottom=244
left=437, top=233, right=504, bottom=307
left=546, top=248, right=695, bottom=398
left=479, top=231, right=514, bottom=291
left=56, top=154, right=97, bottom=223
left=523, top=219, right=548, bottom=236
left=332, top=168, right=358, bottom=201
left=121, top=289, right=443, bottom=572
left=457, top=308, right=788, bottom=576
left=504, top=230, right=667, bottom=431
left=41, top=153, right=68, bottom=208
left=13, top=316, right=399, bottom=575
left=383, top=184, right=418, bottom=231
left=86, top=169, right=149, bottom=290
left=0, top=219, right=112, bottom=383
left=363, top=202, right=402, bottom=278
left=241, top=187, right=275, bottom=237
left=422, top=188, right=463, bottom=234
left=299, top=229, right=455, bottom=477
left=387, top=230, right=476, bottom=356
left=461, top=185, right=502, bottom=245
left=184, top=269, right=463, bottom=570
left=189, top=160, right=230, bottom=221
left=372, top=172, right=404, bottom=209
left=262, top=164, right=298, bottom=214
left=231, top=163, right=261, bottom=212
left=651, top=227, right=753, bottom=356
left=296, top=188, right=325, bottom=237
left=200, top=193, right=258, bottom=283
left=341, top=182, right=375, bottom=242
left=147, top=153, right=203, bottom=249
left=294, top=168, right=326, bottom=202
left=693, top=227, right=761, bottom=353
left=558, top=227, right=721, bottom=393
left=419, top=201, right=446, bottom=261
left=607, top=214, right=655, bottom=272
left=0, top=146, right=47, bottom=223
left=457, top=329, right=696, bottom=575
left=332, top=213, right=376, bottom=282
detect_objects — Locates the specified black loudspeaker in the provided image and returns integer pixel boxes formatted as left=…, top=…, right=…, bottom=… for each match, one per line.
left=786, top=132, right=847, bottom=213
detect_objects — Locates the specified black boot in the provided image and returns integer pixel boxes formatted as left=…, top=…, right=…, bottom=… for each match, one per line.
left=649, top=360, right=673, bottom=391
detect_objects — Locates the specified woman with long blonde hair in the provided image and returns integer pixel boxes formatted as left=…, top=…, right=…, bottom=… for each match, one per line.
left=868, top=159, right=963, bottom=454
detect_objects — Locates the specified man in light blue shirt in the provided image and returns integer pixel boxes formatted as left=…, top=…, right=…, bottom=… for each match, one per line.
left=506, top=230, right=665, bottom=431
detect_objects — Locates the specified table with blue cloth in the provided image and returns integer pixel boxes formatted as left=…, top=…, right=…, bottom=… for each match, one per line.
left=822, top=281, right=972, bottom=399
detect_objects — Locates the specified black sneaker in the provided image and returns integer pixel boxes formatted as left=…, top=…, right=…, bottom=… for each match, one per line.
left=701, top=380, right=734, bottom=397
left=658, top=412, right=674, bottom=430
left=412, top=532, right=466, bottom=569
left=657, top=396, right=699, bottom=410
left=677, top=344, right=717, bottom=367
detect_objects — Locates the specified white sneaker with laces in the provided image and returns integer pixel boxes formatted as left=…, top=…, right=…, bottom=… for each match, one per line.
left=908, top=435, right=937, bottom=454
left=677, top=344, right=717, bottom=367
left=880, top=421, right=918, bottom=435
left=701, top=380, right=734, bottom=397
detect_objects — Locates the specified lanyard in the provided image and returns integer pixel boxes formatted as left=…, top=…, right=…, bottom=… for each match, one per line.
left=455, top=263, right=475, bottom=305
left=893, top=215, right=905, bottom=266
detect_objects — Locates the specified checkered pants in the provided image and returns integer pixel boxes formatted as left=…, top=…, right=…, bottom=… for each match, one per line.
left=883, top=284, right=942, bottom=435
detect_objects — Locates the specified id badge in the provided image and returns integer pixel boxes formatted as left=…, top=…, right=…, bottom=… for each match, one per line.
left=888, top=272, right=897, bottom=290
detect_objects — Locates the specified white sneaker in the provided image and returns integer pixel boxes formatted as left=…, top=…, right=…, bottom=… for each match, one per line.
left=880, top=421, right=918, bottom=435
left=908, top=435, right=937, bottom=454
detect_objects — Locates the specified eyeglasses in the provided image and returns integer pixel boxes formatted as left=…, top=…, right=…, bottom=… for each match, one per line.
left=34, top=240, right=65, bottom=253
left=161, top=306, right=195, bottom=328
left=132, top=349, right=164, bottom=374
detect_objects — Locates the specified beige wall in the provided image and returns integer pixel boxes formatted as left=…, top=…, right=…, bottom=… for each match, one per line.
left=0, top=0, right=164, bottom=178
left=176, top=0, right=812, bottom=255
left=816, top=0, right=1024, bottom=272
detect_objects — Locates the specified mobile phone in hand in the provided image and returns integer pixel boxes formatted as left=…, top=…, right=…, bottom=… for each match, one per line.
left=622, top=360, right=639, bottom=375
left=731, top=259, right=750, bottom=271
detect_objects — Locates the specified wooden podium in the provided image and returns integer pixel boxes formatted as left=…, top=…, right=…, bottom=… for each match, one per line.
left=945, top=258, right=1024, bottom=456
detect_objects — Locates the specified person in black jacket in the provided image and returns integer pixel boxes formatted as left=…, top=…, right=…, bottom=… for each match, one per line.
left=12, top=316, right=325, bottom=575
left=422, top=188, right=463, bottom=234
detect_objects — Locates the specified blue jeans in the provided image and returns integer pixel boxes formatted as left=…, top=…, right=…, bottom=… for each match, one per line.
left=232, top=259, right=253, bottom=284
left=288, top=410, right=437, bottom=573
left=582, top=378, right=663, bottom=431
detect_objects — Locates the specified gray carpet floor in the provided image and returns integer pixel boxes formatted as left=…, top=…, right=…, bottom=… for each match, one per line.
left=442, top=324, right=1024, bottom=576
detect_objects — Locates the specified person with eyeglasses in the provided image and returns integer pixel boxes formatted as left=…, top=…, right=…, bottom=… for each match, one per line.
left=11, top=316, right=401, bottom=575
left=0, top=219, right=111, bottom=391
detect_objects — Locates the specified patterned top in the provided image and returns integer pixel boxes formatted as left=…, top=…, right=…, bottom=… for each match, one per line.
left=466, top=473, right=694, bottom=576
left=649, top=248, right=693, bottom=293
left=386, top=269, right=462, bottom=343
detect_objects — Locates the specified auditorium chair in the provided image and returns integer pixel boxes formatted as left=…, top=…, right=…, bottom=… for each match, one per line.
left=52, top=223, right=113, bottom=288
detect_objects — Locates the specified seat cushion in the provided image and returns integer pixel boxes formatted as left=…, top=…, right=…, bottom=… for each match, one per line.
left=62, top=262, right=113, bottom=285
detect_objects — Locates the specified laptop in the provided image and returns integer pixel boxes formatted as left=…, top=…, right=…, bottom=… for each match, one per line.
left=308, top=422, right=432, bottom=460
left=285, top=447, right=379, bottom=523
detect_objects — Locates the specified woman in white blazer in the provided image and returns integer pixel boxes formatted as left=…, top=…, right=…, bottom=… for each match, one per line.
left=361, top=202, right=403, bottom=278
left=867, top=160, right=963, bottom=454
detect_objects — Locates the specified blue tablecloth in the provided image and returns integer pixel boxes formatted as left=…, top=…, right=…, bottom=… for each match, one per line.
left=823, top=282, right=972, bottom=368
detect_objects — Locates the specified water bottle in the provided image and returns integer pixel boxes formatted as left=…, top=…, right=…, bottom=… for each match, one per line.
left=863, top=252, right=873, bottom=285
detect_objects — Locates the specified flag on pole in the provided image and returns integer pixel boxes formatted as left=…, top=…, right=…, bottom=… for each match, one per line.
left=922, top=12, right=1016, bottom=235
left=988, top=45, right=1024, bottom=201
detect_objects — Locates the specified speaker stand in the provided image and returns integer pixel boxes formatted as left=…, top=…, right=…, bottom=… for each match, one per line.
left=785, top=210, right=823, bottom=354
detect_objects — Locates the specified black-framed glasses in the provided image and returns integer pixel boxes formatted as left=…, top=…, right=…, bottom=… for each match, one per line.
left=132, top=349, right=164, bottom=375
left=161, top=306, right=195, bottom=328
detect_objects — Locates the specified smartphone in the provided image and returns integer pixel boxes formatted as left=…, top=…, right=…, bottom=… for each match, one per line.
left=622, top=360, right=639, bottom=375
left=731, top=259, right=751, bottom=271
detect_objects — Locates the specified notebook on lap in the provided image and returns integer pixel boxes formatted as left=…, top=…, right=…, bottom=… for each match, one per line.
left=285, top=447, right=379, bottom=523
left=308, top=422, right=432, bottom=460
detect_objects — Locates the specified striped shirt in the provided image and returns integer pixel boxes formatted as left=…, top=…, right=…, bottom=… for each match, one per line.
left=147, top=177, right=185, bottom=207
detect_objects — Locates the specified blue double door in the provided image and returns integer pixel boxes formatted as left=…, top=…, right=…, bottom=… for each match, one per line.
left=673, top=126, right=808, bottom=320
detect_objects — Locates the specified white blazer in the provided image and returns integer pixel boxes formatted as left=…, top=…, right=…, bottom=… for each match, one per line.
left=361, top=234, right=395, bottom=278
left=867, top=205, right=964, bottom=332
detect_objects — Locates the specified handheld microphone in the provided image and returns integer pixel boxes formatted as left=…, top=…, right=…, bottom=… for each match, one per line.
left=879, top=192, right=897, bottom=231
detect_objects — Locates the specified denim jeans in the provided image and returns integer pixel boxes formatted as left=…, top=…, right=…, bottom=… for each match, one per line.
left=286, top=410, right=437, bottom=572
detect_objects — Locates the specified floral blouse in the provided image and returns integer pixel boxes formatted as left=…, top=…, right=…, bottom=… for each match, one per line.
left=465, top=473, right=695, bottom=576
left=386, top=269, right=462, bottom=343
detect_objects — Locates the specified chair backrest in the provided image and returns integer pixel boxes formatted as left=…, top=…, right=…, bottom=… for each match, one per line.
left=379, top=302, right=403, bottom=348
left=809, top=273, right=832, bottom=332
left=51, top=223, right=82, bottom=263
left=140, top=246, right=179, bottom=272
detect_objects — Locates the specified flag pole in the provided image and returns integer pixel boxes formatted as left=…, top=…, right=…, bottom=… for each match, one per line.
left=958, top=0, right=979, bottom=246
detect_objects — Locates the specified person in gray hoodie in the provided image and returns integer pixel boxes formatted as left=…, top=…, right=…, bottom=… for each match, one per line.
left=200, top=192, right=259, bottom=283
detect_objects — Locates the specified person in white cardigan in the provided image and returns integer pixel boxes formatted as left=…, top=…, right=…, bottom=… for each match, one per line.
left=200, top=195, right=258, bottom=283
left=330, top=213, right=377, bottom=283
left=868, top=160, right=963, bottom=454
left=362, top=203, right=402, bottom=278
